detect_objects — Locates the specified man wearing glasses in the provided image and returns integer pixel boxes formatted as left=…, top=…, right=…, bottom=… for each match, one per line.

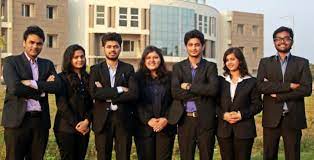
left=257, top=26, right=312, bottom=160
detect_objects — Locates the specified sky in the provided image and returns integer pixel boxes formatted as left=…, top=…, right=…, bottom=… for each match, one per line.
left=207, top=0, right=314, bottom=63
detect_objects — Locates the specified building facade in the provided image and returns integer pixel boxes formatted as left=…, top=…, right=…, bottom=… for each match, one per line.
left=221, top=11, right=264, bottom=75
left=68, top=0, right=221, bottom=70
left=0, top=0, right=68, bottom=75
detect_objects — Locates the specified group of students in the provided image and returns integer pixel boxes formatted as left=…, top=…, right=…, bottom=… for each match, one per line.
left=2, top=25, right=312, bottom=160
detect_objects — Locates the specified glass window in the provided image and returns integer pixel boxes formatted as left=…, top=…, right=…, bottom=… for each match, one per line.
left=47, top=34, right=58, bottom=48
left=119, top=7, right=127, bottom=26
left=46, top=6, right=56, bottom=19
left=252, top=25, right=258, bottom=35
left=22, top=4, right=31, bottom=17
left=252, top=47, right=258, bottom=54
left=237, top=24, right=244, bottom=35
left=204, top=16, right=208, bottom=34
left=198, top=15, right=203, bottom=32
left=122, top=40, right=134, bottom=52
left=130, top=8, right=138, bottom=27
left=96, top=6, right=105, bottom=25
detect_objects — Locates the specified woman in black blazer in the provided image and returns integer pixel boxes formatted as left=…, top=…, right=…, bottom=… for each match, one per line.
left=134, top=46, right=176, bottom=160
left=217, top=47, right=262, bottom=160
left=54, top=44, right=92, bottom=160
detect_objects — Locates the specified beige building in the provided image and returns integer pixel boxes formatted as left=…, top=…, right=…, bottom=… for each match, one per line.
left=68, top=0, right=221, bottom=70
left=0, top=0, right=68, bottom=76
left=220, top=11, right=264, bottom=75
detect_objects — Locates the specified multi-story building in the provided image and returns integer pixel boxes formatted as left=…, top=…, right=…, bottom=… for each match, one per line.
left=0, top=0, right=68, bottom=76
left=221, top=11, right=264, bottom=75
left=68, top=0, right=221, bottom=69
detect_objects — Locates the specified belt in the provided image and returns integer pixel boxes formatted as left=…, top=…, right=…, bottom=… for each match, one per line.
left=186, top=112, right=198, bottom=117
left=25, top=111, right=42, bottom=117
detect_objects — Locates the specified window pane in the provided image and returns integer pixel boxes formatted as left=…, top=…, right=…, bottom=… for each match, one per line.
left=131, top=21, right=138, bottom=27
left=123, top=40, right=130, bottom=51
left=131, top=8, right=138, bottom=14
left=119, top=20, right=127, bottom=26
left=97, top=6, right=104, bottom=12
left=97, top=18, right=104, bottom=25
left=120, top=8, right=127, bottom=14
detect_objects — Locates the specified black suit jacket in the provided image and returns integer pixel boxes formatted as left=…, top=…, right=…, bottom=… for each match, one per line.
left=134, top=72, right=176, bottom=137
left=89, top=60, right=138, bottom=133
left=1, top=53, right=60, bottom=128
left=257, top=55, right=312, bottom=129
left=216, top=76, right=262, bottom=139
left=54, top=72, right=93, bottom=133
left=168, top=58, right=219, bottom=130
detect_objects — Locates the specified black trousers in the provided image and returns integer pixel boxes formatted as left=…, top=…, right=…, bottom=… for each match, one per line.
left=95, top=112, right=132, bottom=160
left=135, top=132, right=175, bottom=160
left=263, top=116, right=302, bottom=160
left=217, top=136, right=254, bottom=160
left=55, top=131, right=89, bottom=160
left=4, top=115, right=49, bottom=160
left=178, top=116, right=216, bottom=160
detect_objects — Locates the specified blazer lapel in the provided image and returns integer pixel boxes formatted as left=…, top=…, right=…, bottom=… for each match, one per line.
left=193, top=59, right=205, bottom=82
left=233, top=80, right=246, bottom=102
left=114, top=61, right=124, bottom=87
left=272, top=56, right=284, bottom=81
left=284, top=55, right=295, bottom=82
left=182, top=59, right=192, bottom=82
left=37, top=58, right=46, bottom=80
left=20, top=53, right=33, bottom=79
left=100, top=61, right=111, bottom=87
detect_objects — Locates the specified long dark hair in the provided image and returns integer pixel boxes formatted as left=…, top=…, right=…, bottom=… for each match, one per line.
left=223, top=47, right=250, bottom=77
left=137, top=45, right=169, bottom=83
left=62, top=44, right=89, bottom=91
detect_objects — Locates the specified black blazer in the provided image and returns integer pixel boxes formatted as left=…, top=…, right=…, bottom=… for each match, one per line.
left=54, top=72, right=93, bottom=133
left=257, top=55, right=312, bottom=129
left=134, top=72, right=176, bottom=137
left=1, top=53, right=60, bottom=128
left=216, top=76, right=262, bottom=139
left=168, top=58, right=219, bottom=131
left=89, top=60, right=138, bottom=133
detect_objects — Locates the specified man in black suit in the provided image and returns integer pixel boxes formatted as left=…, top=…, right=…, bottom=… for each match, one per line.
left=1, top=25, right=60, bottom=160
left=89, top=32, right=137, bottom=160
left=169, top=29, right=219, bottom=160
left=257, top=26, right=312, bottom=160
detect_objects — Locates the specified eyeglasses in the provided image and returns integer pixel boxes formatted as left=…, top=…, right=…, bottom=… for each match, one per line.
left=273, top=37, right=293, bottom=43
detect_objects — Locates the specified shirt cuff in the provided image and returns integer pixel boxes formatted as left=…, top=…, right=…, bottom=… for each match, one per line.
left=30, top=80, right=38, bottom=89
left=117, top=87, right=123, bottom=93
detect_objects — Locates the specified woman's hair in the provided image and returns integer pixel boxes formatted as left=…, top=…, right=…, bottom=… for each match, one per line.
left=61, top=44, right=89, bottom=91
left=223, top=47, right=250, bottom=77
left=137, top=45, right=169, bottom=82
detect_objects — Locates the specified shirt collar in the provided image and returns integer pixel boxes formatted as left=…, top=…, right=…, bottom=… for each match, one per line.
left=275, top=52, right=291, bottom=62
left=24, top=52, right=38, bottom=63
left=224, top=75, right=251, bottom=84
left=106, top=61, right=118, bottom=70
left=189, top=58, right=204, bottom=69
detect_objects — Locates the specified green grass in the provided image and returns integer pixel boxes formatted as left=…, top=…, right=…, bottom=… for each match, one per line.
left=0, top=85, right=314, bottom=160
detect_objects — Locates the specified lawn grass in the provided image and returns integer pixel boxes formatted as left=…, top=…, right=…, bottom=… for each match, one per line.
left=0, top=85, right=313, bottom=160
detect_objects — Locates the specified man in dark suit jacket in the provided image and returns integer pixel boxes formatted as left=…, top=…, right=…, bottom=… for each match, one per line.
left=257, top=26, right=312, bottom=160
left=1, top=25, right=60, bottom=160
left=168, top=29, right=219, bottom=160
left=89, top=32, right=137, bottom=160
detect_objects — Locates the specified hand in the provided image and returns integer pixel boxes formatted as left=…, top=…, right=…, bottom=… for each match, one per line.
left=270, top=94, right=277, bottom=98
left=223, top=111, right=241, bottom=124
left=95, top=81, right=103, bottom=88
left=290, top=83, right=300, bottom=90
left=120, top=86, right=129, bottom=92
left=153, top=118, right=168, bottom=132
left=148, top=118, right=158, bottom=128
left=75, top=119, right=90, bottom=135
left=181, top=83, right=191, bottom=90
left=21, top=80, right=32, bottom=87
left=46, top=75, right=55, bottom=82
